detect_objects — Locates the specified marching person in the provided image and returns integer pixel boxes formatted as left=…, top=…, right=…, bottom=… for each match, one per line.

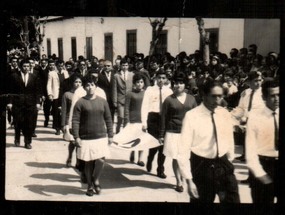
left=177, top=80, right=240, bottom=204
left=160, top=72, right=197, bottom=192
left=141, top=70, right=173, bottom=178
left=72, top=75, right=113, bottom=196
left=246, top=78, right=279, bottom=214
left=7, top=59, right=41, bottom=149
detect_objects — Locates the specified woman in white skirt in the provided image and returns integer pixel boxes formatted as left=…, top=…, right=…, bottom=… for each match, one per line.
left=160, top=72, right=197, bottom=192
left=72, top=75, right=113, bottom=196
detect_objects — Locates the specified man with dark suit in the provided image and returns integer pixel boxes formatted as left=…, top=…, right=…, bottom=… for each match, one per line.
left=98, top=60, right=115, bottom=121
left=39, top=58, right=51, bottom=127
left=28, top=58, right=41, bottom=137
left=112, top=59, right=134, bottom=133
left=135, top=60, right=151, bottom=88
left=7, top=59, right=41, bottom=149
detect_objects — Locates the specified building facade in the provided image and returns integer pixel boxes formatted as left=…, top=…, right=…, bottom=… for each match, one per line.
left=40, top=17, right=280, bottom=62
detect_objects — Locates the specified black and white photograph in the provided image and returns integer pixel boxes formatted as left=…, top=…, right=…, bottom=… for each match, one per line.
left=0, top=1, right=283, bottom=215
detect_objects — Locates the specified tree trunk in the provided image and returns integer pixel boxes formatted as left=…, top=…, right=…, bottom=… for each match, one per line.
left=196, top=17, right=210, bottom=66
left=23, top=16, right=30, bottom=57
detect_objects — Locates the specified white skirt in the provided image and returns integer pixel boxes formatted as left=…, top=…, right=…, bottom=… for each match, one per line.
left=163, top=132, right=181, bottom=159
left=77, top=137, right=110, bottom=161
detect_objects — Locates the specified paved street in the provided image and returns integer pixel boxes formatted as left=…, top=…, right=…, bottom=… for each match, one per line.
left=5, top=110, right=252, bottom=202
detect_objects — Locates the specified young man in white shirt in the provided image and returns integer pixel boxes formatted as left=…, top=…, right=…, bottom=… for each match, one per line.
left=245, top=78, right=279, bottom=213
left=177, top=80, right=240, bottom=204
left=141, top=70, right=173, bottom=178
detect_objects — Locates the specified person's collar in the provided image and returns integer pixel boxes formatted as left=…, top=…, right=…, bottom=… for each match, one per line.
left=201, top=103, right=213, bottom=114
left=264, top=106, right=279, bottom=115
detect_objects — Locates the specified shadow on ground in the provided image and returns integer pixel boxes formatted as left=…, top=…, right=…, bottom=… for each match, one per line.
left=26, top=162, right=66, bottom=169
left=24, top=184, right=84, bottom=196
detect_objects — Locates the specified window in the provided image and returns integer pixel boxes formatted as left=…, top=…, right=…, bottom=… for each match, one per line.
left=126, top=30, right=137, bottom=57
left=200, top=28, right=219, bottom=54
left=71, top=37, right=77, bottom=61
left=104, top=33, right=113, bottom=62
left=47, top=38, right=51, bottom=57
left=58, top=38, right=63, bottom=60
left=86, top=37, right=93, bottom=60
left=154, top=30, right=167, bottom=55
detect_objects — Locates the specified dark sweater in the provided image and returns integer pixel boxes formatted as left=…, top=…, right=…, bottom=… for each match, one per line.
left=124, top=89, right=145, bottom=125
left=72, top=96, right=113, bottom=139
left=160, top=94, right=197, bottom=137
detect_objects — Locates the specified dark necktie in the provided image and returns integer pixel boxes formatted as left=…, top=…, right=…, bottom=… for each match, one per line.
left=211, top=111, right=219, bottom=158
left=273, top=112, right=279, bottom=150
left=248, top=89, right=255, bottom=111
left=159, top=86, right=162, bottom=113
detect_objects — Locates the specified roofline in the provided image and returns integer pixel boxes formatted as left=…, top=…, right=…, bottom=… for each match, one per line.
left=39, top=16, right=74, bottom=23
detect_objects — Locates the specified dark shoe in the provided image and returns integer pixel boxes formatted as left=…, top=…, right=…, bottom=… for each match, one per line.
left=14, top=140, right=20, bottom=147
left=25, top=144, right=32, bottom=149
left=44, top=120, right=48, bottom=127
left=137, top=161, right=145, bottom=167
left=175, top=185, right=184, bottom=193
left=146, top=162, right=152, bottom=172
left=55, top=130, right=61, bottom=135
left=240, top=178, right=250, bottom=184
left=235, top=154, right=245, bottom=162
left=157, top=172, right=167, bottom=179
left=66, top=159, right=72, bottom=168
left=32, top=133, right=37, bottom=137
left=86, top=187, right=95, bottom=196
left=93, top=182, right=101, bottom=195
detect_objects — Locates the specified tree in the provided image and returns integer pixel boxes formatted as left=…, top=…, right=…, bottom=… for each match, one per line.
left=196, top=17, right=210, bottom=66
left=147, top=17, right=167, bottom=70
left=7, top=16, right=45, bottom=58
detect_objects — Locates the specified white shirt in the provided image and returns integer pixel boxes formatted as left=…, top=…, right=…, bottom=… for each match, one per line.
left=246, top=107, right=279, bottom=177
left=177, top=104, right=235, bottom=180
left=21, top=72, right=29, bottom=86
left=231, top=88, right=265, bottom=120
left=141, top=85, right=173, bottom=127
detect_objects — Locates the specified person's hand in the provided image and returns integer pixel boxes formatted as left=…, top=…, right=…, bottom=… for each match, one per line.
left=186, top=179, right=199, bottom=199
left=58, top=106, right=62, bottom=110
left=36, top=104, right=41, bottom=111
left=41, top=96, right=46, bottom=102
left=48, top=95, right=53, bottom=101
left=74, top=137, right=82, bottom=148
left=159, top=138, right=164, bottom=145
left=142, top=125, right=147, bottom=132
left=7, top=104, right=12, bottom=110
left=257, top=174, right=273, bottom=184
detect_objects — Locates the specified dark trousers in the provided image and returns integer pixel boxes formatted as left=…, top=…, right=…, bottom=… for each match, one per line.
left=249, top=156, right=278, bottom=215
left=43, top=99, right=52, bottom=122
left=190, top=152, right=240, bottom=203
left=13, top=105, right=37, bottom=144
left=146, top=112, right=165, bottom=174
left=32, top=110, right=38, bottom=133
left=51, top=99, right=61, bottom=130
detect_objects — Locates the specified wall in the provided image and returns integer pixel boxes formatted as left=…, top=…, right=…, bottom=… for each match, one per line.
left=244, top=19, right=280, bottom=56
left=41, top=17, right=247, bottom=62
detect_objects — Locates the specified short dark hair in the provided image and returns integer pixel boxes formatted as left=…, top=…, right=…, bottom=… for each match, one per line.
left=120, top=58, right=128, bottom=65
left=82, top=74, right=98, bottom=87
left=10, top=56, right=18, bottom=62
left=261, top=78, right=279, bottom=98
left=156, top=69, right=167, bottom=77
left=199, top=79, right=223, bottom=96
left=132, top=73, right=145, bottom=84
left=70, top=73, right=83, bottom=84
left=19, top=59, right=30, bottom=68
left=48, top=59, right=55, bottom=64
left=173, top=72, right=187, bottom=84
left=248, top=70, right=262, bottom=81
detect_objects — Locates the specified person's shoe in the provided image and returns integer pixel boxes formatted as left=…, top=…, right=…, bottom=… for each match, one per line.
left=32, top=133, right=37, bottom=137
left=240, top=178, right=250, bottom=184
left=146, top=162, right=152, bottom=172
left=235, top=154, right=245, bottom=162
left=157, top=172, right=167, bottom=179
left=55, top=130, right=61, bottom=135
left=14, top=140, right=20, bottom=147
left=137, top=161, right=145, bottom=167
left=25, top=144, right=32, bottom=149
left=86, top=187, right=95, bottom=196
left=66, top=159, right=72, bottom=168
left=175, top=185, right=184, bottom=193
left=92, top=182, right=101, bottom=195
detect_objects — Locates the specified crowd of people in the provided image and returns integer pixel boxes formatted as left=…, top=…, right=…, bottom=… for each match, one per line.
left=6, top=44, right=279, bottom=213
